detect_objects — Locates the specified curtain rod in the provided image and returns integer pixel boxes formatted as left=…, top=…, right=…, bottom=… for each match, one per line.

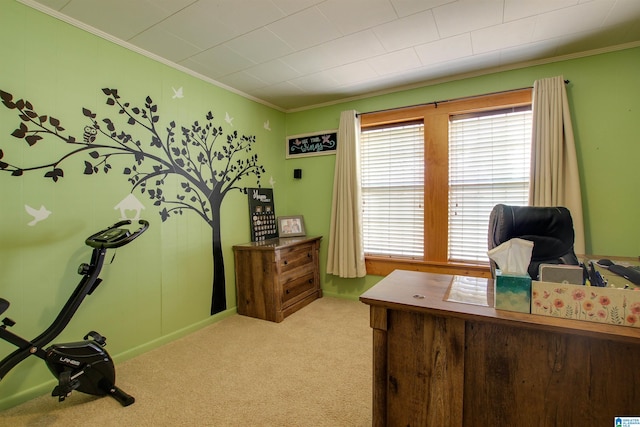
left=356, top=80, right=570, bottom=117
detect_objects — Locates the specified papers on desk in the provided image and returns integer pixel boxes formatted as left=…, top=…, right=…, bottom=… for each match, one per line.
left=445, top=275, right=490, bottom=307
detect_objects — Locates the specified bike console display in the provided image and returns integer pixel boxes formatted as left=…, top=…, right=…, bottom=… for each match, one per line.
left=85, top=220, right=149, bottom=249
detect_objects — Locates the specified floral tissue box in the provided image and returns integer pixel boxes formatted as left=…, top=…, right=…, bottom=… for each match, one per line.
left=531, top=281, right=640, bottom=328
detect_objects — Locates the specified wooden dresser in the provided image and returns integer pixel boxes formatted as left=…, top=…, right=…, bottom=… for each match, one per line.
left=233, top=236, right=322, bottom=322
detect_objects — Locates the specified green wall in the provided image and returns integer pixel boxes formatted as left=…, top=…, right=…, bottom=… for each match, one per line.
left=1, top=0, right=639, bottom=411
left=0, top=1, right=286, bottom=409
left=285, top=47, right=640, bottom=297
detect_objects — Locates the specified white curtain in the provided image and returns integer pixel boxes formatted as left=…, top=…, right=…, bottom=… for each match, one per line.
left=530, top=76, right=585, bottom=254
left=326, top=110, right=366, bottom=278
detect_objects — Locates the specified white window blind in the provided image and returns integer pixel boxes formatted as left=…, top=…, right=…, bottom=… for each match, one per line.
left=361, top=123, right=424, bottom=257
left=448, top=107, right=532, bottom=262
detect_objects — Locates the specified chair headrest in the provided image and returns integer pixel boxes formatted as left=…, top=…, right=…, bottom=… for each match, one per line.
left=489, top=204, right=575, bottom=262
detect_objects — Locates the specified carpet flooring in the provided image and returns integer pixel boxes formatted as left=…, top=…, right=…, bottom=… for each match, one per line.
left=0, top=297, right=372, bottom=426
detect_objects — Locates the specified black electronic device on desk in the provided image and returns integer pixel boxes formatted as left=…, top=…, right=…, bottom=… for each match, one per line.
left=597, top=259, right=640, bottom=286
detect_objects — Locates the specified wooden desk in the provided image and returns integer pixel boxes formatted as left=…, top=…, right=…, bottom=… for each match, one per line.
left=359, top=270, right=640, bottom=426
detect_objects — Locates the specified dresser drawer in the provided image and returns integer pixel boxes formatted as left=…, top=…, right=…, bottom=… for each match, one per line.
left=277, top=243, right=315, bottom=273
left=282, top=271, right=316, bottom=307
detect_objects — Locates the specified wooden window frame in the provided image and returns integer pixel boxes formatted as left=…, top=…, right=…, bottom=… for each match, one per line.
left=360, top=89, right=532, bottom=278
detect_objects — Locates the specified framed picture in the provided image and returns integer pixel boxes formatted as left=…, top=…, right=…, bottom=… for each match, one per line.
left=277, top=215, right=306, bottom=237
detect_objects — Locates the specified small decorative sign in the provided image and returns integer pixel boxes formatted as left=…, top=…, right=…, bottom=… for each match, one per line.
left=286, top=130, right=337, bottom=159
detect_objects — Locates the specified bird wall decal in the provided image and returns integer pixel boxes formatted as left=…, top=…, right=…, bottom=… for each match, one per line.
left=25, top=204, right=51, bottom=226
left=172, top=87, right=184, bottom=99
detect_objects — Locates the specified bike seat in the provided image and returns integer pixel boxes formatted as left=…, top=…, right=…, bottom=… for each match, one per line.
left=0, top=298, right=9, bottom=316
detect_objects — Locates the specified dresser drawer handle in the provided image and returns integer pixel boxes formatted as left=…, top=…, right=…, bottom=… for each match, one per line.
left=286, top=289, right=291, bottom=294
left=283, top=260, right=288, bottom=265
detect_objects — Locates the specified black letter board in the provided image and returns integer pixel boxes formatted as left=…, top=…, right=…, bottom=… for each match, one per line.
left=247, top=188, right=277, bottom=241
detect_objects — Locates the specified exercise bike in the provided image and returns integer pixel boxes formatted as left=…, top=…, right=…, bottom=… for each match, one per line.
left=0, top=219, right=149, bottom=407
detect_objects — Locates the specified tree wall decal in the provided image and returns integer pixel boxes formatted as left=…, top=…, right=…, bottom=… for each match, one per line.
left=0, top=88, right=265, bottom=315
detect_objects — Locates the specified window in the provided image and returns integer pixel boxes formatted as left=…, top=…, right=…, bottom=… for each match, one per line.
left=448, top=107, right=532, bottom=262
left=359, top=89, right=532, bottom=277
left=361, top=122, right=424, bottom=257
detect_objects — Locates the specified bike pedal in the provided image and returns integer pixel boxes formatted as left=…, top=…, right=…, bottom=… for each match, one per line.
left=51, top=370, right=80, bottom=401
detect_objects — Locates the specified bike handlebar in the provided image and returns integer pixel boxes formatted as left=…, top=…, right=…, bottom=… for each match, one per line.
left=85, top=220, right=149, bottom=249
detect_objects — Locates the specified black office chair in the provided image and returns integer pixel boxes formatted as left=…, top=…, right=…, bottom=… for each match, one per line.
left=488, top=204, right=579, bottom=280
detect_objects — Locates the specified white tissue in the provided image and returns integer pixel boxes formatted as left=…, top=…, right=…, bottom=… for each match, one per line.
left=487, top=238, right=534, bottom=275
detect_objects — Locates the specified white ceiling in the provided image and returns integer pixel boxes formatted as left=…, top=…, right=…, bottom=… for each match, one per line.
left=22, top=0, right=640, bottom=111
